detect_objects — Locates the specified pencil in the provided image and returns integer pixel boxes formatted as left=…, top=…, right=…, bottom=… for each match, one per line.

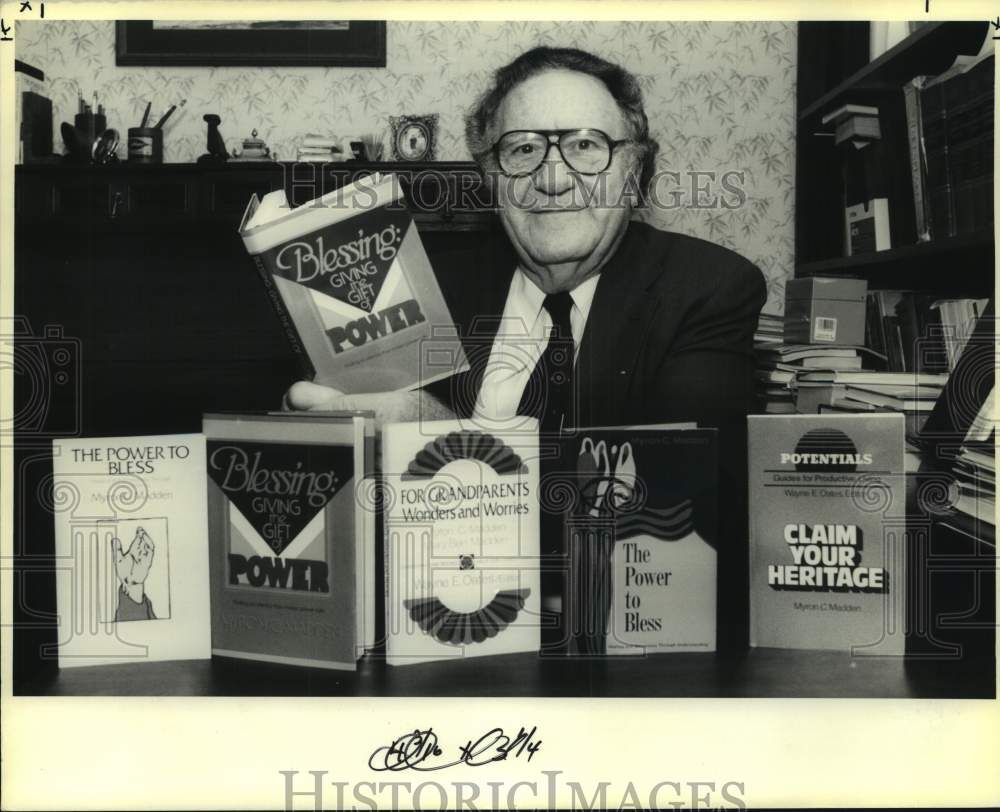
left=154, top=99, right=186, bottom=129
left=140, top=101, right=151, bottom=129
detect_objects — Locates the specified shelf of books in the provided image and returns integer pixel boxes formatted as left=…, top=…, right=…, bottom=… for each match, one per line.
left=784, top=18, right=995, bottom=660
left=796, top=22, right=993, bottom=271
left=797, top=21, right=988, bottom=127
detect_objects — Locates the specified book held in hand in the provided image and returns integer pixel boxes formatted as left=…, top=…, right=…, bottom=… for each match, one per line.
left=748, top=414, right=906, bottom=654
left=382, top=419, right=540, bottom=666
left=52, top=435, right=212, bottom=667
left=204, top=412, right=375, bottom=669
left=239, top=172, right=468, bottom=392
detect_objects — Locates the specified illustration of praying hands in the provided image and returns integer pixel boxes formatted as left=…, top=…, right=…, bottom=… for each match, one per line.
left=112, top=527, right=157, bottom=621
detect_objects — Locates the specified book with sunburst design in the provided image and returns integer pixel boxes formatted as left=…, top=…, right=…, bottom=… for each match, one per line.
left=383, top=420, right=540, bottom=666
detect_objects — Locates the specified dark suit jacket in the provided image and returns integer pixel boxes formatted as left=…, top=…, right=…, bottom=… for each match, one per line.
left=428, top=219, right=766, bottom=432
left=427, top=219, right=767, bottom=648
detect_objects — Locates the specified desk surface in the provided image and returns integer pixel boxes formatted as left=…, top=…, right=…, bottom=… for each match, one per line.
left=23, top=648, right=995, bottom=698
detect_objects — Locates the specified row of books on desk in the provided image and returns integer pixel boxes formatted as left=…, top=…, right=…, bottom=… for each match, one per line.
left=51, top=412, right=925, bottom=671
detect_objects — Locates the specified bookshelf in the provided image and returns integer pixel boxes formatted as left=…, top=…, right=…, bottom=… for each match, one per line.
left=796, top=228, right=993, bottom=294
left=794, top=21, right=995, bottom=661
left=795, top=20, right=992, bottom=266
left=797, top=22, right=989, bottom=127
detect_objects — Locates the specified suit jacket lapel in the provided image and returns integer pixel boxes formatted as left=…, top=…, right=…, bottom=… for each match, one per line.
left=576, top=223, right=666, bottom=426
left=452, top=231, right=517, bottom=416
left=449, top=223, right=670, bottom=424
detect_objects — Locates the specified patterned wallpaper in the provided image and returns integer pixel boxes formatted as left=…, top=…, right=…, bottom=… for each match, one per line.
left=16, top=20, right=796, bottom=312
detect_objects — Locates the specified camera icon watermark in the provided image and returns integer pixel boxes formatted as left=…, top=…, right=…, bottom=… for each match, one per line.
left=1, top=317, right=82, bottom=445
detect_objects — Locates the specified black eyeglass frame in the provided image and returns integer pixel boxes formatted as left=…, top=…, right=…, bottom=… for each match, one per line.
left=489, top=128, right=634, bottom=177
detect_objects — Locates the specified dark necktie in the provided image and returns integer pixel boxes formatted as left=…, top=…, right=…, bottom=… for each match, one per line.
left=517, top=291, right=575, bottom=431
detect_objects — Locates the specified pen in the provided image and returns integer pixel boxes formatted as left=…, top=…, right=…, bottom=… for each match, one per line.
left=140, top=101, right=151, bottom=128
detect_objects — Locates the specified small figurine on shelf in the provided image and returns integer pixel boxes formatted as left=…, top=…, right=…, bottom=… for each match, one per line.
left=230, top=128, right=274, bottom=162
left=197, top=114, right=229, bottom=165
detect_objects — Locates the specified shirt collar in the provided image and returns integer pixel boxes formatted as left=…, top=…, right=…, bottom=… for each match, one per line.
left=512, top=267, right=601, bottom=326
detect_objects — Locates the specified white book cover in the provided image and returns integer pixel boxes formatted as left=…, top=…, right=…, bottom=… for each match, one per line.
left=383, top=419, right=540, bottom=666
left=52, top=434, right=211, bottom=668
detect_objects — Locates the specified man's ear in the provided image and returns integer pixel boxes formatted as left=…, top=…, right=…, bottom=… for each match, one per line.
left=619, top=157, right=646, bottom=209
left=631, top=139, right=658, bottom=207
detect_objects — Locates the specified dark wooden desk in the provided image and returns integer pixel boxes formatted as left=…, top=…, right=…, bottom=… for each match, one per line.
left=22, top=648, right=995, bottom=698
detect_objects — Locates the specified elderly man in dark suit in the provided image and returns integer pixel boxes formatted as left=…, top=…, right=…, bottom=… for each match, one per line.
left=289, top=46, right=766, bottom=649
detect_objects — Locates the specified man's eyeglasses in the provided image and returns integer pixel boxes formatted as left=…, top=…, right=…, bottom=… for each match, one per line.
left=492, top=129, right=632, bottom=177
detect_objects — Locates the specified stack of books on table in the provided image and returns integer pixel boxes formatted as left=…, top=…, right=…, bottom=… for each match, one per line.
left=753, top=311, right=784, bottom=345
left=754, top=343, right=866, bottom=414
left=797, top=369, right=948, bottom=435
left=296, top=133, right=346, bottom=163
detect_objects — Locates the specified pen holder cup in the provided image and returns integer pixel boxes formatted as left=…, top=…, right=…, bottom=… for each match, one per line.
left=128, top=127, right=163, bottom=164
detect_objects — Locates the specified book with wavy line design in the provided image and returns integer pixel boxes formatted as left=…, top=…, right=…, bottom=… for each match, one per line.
left=560, top=427, right=718, bottom=656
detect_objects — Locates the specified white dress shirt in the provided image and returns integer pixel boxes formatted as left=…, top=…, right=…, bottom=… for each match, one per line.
left=473, top=268, right=600, bottom=421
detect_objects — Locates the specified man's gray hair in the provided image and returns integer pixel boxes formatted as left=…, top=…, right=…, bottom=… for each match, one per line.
left=465, top=46, right=659, bottom=198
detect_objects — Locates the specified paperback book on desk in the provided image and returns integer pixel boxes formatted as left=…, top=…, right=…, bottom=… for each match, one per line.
left=52, top=435, right=212, bottom=668
left=204, top=412, right=375, bottom=670
left=748, top=414, right=906, bottom=654
left=558, top=427, right=718, bottom=655
left=382, top=419, right=541, bottom=666
left=239, top=172, right=468, bottom=393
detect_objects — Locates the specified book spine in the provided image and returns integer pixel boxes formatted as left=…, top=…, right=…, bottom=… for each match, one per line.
left=249, top=253, right=316, bottom=380
left=903, top=80, right=931, bottom=240
left=921, top=83, right=958, bottom=238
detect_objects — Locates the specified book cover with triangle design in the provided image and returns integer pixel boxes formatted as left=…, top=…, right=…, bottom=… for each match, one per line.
left=240, top=172, right=469, bottom=393
left=204, top=412, right=373, bottom=670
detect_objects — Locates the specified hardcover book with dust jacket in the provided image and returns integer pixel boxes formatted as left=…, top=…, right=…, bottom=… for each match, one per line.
left=382, top=419, right=540, bottom=666
left=239, top=172, right=468, bottom=393
left=748, top=414, right=906, bottom=653
left=559, top=427, right=718, bottom=655
left=203, top=412, right=375, bottom=670
left=52, top=434, right=211, bottom=668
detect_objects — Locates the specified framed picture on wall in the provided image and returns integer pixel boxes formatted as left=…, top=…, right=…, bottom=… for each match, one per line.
left=115, top=20, right=386, bottom=67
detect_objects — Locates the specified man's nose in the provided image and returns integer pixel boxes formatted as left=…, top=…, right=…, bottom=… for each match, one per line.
left=531, top=141, right=575, bottom=196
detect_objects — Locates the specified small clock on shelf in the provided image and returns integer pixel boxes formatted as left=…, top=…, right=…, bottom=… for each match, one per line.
left=390, top=114, right=438, bottom=162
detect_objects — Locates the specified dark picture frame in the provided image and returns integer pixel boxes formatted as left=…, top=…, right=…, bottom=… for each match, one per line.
left=115, top=20, right=386, bottom=67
